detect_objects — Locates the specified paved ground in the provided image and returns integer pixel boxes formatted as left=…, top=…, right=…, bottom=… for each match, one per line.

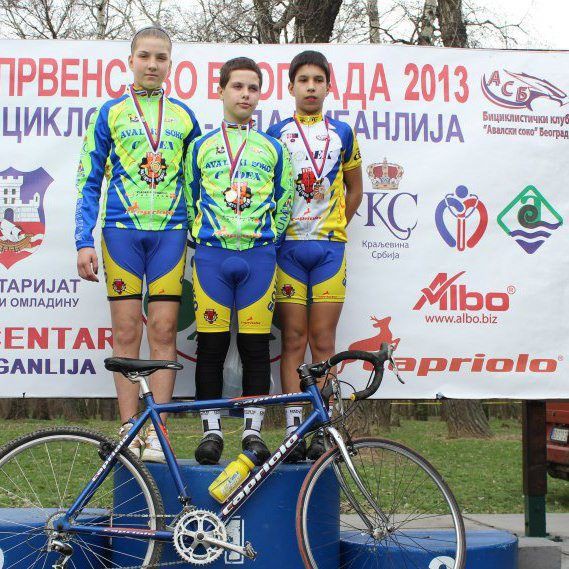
left=462, top=514, right=569, bottom=568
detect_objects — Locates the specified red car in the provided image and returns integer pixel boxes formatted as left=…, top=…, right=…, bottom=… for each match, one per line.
left=547, top=401, right=569, bottom=480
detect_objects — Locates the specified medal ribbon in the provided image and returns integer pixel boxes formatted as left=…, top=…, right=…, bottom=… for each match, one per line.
left=129, top=84, right=165, bottom=153
left=293, top=114, right=330, bottom=179
left=221, top=121, right=251, bottom=185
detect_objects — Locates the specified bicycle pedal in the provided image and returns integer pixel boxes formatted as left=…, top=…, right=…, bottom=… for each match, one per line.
left=244, top=541, right=257, bottom=559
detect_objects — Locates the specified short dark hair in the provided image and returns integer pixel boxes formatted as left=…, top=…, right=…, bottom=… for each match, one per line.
left=289, top=50, right=330, bottom=84
left=131, top=26, right=172, bottom=53
left=219, top=57, right=263, bottom=89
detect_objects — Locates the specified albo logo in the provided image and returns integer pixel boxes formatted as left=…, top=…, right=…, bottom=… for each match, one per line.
left=413, top=271, right=513, bottom=312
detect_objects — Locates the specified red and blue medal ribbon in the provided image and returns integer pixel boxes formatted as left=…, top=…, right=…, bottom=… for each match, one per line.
left=293, top=113, right=330, bottom=179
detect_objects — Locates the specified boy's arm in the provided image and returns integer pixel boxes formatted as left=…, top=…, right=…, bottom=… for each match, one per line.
left=184, top=139, right=201, bottom=228
left=272, top=143, right=293, bottom=242
left=75, top=106, right=111, bottom=282
left=343, top=129, right=363, bottom=225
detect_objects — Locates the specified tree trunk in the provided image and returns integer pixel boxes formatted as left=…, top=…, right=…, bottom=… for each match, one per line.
left=418, top=0, right=437, bottom=45
left=437, top=0, right=468, bottom=48
left=293, top=0, right=342, bottom=43
left=444, top=400, right=492, bottom=438
left=367, top=0, right=380, bottom=43
left=253, top=0, right=279, bottom=43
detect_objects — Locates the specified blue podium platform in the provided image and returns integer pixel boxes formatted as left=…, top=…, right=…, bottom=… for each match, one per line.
left=0, top=508, right=108, bottom=569
left=340, top=530, right=518, bottom=569
left=115, top=459, right=340, bottom=568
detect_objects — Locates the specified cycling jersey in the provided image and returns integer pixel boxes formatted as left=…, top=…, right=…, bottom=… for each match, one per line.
left=267, top=113, right=361, bottom=242
left=75, top=86, right=201, bottom=250
left=184, top=121, right=293, bottom=250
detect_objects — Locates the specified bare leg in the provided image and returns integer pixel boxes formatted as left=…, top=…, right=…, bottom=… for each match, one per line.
left=146, top=300, right=180, bottom=423
left=308, top=302, right=343, bottom=364
left=278, top=303, right=308, bottom=393
left=110, top=299, right=144, bottom=423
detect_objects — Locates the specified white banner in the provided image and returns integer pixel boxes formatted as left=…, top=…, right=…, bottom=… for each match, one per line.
left=0, top=40, right=568, bottom=398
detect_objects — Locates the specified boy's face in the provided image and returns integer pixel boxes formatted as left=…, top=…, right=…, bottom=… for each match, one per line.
left=128, top=36, right=171, bottom=91
left=289, top=64, right=330, bottom=115
left=218, top=69, right=261, bottom=124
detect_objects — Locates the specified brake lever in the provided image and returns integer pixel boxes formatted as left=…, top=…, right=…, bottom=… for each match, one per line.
left=386, top=344, right=405, bottom=384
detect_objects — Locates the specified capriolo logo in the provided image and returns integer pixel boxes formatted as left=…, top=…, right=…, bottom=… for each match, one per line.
left=435, top=185, right=487, bottom=251
left=482, top=69, right=568, bottom=110
left=497, top=185, right=563, bottom=254
left=0, top=168, right=52, bottom=269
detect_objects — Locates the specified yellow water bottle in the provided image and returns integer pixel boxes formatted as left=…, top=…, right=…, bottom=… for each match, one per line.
left=208, top=451, right=258, bottom=503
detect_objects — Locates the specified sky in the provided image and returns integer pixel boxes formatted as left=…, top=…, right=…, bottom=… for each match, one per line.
left=476, top=0, right=569, bottom=49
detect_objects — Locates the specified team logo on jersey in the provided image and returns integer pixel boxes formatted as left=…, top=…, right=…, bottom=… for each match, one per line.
left=139, top=152, right=166, bottom=186
left=285, top=133, right=299, bottom=143
left=0, top=167, right=52, bottom=269
left=204, top=309, right=218, bottom=323
left=128, top=114, right=140, bottom=123
left=112, top=279, right=127, bottom=294
left=216, top=146, right=225, bottom=154
left=296, top=168, right=325, bottom=203
left=224, top=182, right=252, bottom=212
left=281, top=284, right=296, bottom=298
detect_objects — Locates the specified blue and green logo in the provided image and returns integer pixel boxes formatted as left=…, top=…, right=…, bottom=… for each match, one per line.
left=497, top=185, right=563, bottom=254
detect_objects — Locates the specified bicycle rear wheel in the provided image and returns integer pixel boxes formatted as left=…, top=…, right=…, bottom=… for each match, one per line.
left=297, top=437, right=466, bottom=569
left=0, top=427, right=165, bottom=568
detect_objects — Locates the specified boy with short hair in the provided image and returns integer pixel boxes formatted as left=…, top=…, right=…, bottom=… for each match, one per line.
left=267, top=50, right=363, bottom=462
left=185, top=57, right=293, bottom=465
left=75, top=27, right=201, bottom=462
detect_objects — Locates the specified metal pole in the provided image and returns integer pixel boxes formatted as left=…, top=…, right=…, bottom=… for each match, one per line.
left=522, top=400, right=547, bottom=537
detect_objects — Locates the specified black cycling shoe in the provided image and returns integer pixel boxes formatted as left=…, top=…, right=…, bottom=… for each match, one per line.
left=283, top=438, right=307, bottom=463
left=195, top=433, right=224, bottom=465
left=242, top=434, right=271, bottom=463
left=306, top=431, right=326, bottom=461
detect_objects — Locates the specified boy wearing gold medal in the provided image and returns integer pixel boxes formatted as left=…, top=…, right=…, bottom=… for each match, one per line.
left=75, top=27, right=201, bottom=461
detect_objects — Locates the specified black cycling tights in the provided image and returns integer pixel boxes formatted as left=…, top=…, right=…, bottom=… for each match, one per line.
left=195, top=332, right=271, bottom=400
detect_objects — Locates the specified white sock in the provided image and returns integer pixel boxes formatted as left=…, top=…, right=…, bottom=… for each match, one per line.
left=201, top=410, right=223, bottom=439
left=285, top=406, right=303, bottom=437
left=243, top=406, right=265, bottom=439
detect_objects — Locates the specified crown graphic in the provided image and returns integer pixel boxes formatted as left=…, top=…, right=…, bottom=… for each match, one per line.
left=367, top=158, right=404, bottom=190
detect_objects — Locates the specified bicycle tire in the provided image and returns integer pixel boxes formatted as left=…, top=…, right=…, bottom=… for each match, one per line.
left=0, top=426, right=165, bottom=568
left=296, top=437, right=466, bottom=569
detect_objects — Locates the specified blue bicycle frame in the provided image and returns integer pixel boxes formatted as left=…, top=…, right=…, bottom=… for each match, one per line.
left=56, top=382, right=330, bottom=542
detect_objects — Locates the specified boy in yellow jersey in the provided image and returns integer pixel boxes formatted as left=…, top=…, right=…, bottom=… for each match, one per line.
left=267, top=51, right=363, bottom=461
left=75, top=27, right=201, bottom=462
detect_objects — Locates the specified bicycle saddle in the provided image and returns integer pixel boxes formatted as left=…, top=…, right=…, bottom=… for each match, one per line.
left=104, top=357, right=183, bottom=376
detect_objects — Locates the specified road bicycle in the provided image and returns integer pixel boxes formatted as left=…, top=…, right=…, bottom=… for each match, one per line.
left=0, top=344, right=466, bottom=568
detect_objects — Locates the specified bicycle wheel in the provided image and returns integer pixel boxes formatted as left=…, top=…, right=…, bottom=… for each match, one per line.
left=297, top=437, right=466, bottom=569
left=0, top=427, right=165, bottom=568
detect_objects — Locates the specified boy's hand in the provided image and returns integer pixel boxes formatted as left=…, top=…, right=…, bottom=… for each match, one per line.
left=77, top=247, right=99, bottom=282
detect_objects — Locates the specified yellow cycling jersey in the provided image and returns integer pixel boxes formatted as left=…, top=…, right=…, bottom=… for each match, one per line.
left=267, top=113, right=361, bottom=242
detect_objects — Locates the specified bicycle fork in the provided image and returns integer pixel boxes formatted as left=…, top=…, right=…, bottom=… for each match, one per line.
left=326, top=427, right=393, bottom=538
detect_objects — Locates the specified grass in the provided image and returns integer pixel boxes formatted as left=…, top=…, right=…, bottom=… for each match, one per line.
left=0, top=416, right=566, bottom=514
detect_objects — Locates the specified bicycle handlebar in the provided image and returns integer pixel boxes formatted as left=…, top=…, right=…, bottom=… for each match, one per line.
left=304, top=343, right=392, bottom=401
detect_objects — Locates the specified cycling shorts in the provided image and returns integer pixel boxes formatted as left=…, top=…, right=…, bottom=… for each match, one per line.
left=276, top=240, right=346, bottom=305
left=101, top=228, right=187, bottom=302
left=193, top=244, right=277, bottom=333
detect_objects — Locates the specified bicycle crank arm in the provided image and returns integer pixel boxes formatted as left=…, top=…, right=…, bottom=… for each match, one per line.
left=180, top=530, right=257, bottom=559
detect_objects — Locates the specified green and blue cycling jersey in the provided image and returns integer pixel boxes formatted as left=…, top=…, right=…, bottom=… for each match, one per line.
left=184, top=122, right=293, bottom=250
left=74, top=86, right=201, bottom=250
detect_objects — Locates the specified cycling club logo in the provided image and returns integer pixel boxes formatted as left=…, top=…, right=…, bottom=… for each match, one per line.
left=0, top=167, right=52, bottom=269
left=204, top=308, right=218, bottom=324
left=482, top=69, right=568, bottom=110
left=497, top=185, right=563, bottom=254
left=280, top=284, right=296, bottom=298
left=435, top=185, right=487, bottom=251
left=139, top=151, right=166, bottom=186
left=337, top=315, right=400, bottom=374
left=112, top=279, right=127, bottom=295
left=224, top=182, right=252, bottom=212
left=296, top=168, right=326, bottom=202
left=359, top=158, right=417, bottom=241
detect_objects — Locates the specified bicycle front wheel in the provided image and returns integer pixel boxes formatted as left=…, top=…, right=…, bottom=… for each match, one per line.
left=0, top=427, right=165, bottom=568
left=297, top=437, right=466, bottom=569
